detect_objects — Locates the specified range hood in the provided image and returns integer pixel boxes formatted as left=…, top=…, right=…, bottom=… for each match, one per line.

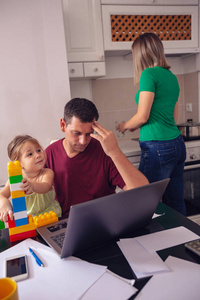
left=104, top=50, right=198, bottom=60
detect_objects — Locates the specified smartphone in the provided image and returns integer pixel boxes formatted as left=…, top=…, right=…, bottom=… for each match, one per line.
left=5, top=254, right=29, bottom=282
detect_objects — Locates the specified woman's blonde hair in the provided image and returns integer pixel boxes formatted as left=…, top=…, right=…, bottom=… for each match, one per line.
left=132, top=33, right=170, bottom=85
left=7, top=135, right=43, bottom=161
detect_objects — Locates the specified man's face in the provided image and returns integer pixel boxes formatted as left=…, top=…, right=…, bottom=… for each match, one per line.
left=60, top=116, right=95, bottom=156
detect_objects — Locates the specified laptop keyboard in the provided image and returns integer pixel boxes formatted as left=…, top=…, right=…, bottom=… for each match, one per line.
left=51, top=232, right=65, bottom=249
left=47, top=221, right=68, bottom=249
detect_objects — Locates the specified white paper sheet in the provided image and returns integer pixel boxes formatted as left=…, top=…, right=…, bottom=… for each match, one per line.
left=81, top=270, right=137, bottom=300
left=135, top=226, right=199, bottom=253
left=135, top=256, right=200, bottom=300
left=0, top=239, right=106, bottom=300
left=118, top=239, right=169, bottom=279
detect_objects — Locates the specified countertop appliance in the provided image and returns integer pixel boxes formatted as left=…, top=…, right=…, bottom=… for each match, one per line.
left=118, top=138, right=200, bottom=216
left=177, top=119, right=200, bottom=141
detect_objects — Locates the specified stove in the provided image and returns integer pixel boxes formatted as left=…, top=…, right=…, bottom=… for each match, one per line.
left=180, top=140, right=200, bottom=216
left=184, top=140, right=200, bottom=165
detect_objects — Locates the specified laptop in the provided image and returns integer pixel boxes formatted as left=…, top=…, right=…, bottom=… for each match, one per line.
left=36, top=178, right=169, bottom=258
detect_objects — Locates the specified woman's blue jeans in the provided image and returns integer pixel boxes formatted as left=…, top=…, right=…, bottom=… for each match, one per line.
left=139, top=135, right=186, bottom=215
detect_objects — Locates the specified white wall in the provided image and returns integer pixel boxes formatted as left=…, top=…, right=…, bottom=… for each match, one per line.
left=70, top=53, right=198, bottom=102
left=0, top=0, right=71, bottom=184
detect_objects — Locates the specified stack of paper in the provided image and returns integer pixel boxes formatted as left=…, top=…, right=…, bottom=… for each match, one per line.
left=135, top=256, right=200, bottom=300
left=118, top=226, right=199, bottom=279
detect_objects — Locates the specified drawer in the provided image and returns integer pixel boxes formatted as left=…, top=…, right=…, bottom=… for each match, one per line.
left=68, top=63, right=84, bottom=78
left=84, top=62, right=106, bottom=77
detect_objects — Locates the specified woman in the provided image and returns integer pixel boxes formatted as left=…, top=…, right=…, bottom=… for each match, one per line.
left=117, top=33, right=186, bottom=215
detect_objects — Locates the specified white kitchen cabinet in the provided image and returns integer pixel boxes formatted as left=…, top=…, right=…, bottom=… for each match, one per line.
left=68, top=63, right=84, bottom=78
left=68, top=62, right=106, bottom=78
left=62, top=0, right=105, bottom=63
left=102, top=5, right=199, bottom=54
left=101, top=0, right=198, bottom=5
left=84, top=62, right=106, bottom=77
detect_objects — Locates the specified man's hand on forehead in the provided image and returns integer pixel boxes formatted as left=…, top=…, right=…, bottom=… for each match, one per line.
left=90, top=122, right=120, bottom=158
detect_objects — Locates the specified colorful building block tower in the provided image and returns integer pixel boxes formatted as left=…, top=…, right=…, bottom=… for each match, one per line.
left=6, top=160, right=58, bottom=242
left=7, top=161, right=37, bottom=242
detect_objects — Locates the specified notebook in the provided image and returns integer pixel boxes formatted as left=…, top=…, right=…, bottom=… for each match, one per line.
left=36, top=178, right=169, bottom=258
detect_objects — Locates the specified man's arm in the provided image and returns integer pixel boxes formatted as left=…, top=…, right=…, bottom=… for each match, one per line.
left=91, top=122, right=149, bottom=190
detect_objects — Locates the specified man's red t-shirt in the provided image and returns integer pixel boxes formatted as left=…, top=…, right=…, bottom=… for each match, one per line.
left=45, top=138, right=125, bottom=217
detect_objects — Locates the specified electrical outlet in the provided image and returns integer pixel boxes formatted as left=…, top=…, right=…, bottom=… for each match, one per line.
left=186, top=103, right=192, bottom=112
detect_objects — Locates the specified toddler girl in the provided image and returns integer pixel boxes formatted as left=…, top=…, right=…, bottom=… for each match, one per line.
left=0, top=135, right=62, bottom=222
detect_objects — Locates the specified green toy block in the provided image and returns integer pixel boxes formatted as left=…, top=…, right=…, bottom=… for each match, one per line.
left=0, top=220, right=5, bottom=230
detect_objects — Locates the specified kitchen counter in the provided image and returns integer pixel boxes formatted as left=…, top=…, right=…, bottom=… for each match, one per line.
left=118, top=138, right=200, bottom=156
left=118, top=139, right=141, bottom=157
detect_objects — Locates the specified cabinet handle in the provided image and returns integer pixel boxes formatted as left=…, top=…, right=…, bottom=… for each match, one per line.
left=70, top=69, right=75, bottom=73
left=94, top=68, right=98, bottom=72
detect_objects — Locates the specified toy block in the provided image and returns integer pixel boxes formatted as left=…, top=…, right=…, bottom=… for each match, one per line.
left=8, top=161, right=28, bottom=228
left=33, top=211, right=58, bottom=227
left=0, top=220, right=5, bottom=230
left=7, top=215, right=15, bottom=228
left=9, top=229, right=37, bottom=242
left=14, top=218, right=29, bottom=227
left=9, top=220, right=36, bottom=235
left=9, top=175, right=23, bottom=184
left=11, top=190, right=25, bottom=199
left=12, top=197, right=27, bottom=213
left=9, top=215, right=37, bottom=242
left=8, top=161, right=23, bottom=177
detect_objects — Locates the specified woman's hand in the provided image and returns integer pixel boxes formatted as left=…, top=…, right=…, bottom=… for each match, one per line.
left=117, top=122, right=127, bottom=133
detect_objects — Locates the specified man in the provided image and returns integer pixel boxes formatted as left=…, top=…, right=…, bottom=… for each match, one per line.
left=45, top=98, right=148, bottom=217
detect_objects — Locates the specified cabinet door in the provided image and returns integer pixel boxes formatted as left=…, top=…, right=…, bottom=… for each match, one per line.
left=62, top=0, right=104, bottom=62
left=102, top=5, right=199, bottom=54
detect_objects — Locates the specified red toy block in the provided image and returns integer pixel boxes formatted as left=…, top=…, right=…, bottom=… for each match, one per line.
left=9, top=229, right=37, bottom=242
left=7, top=215, right=15, bottom=228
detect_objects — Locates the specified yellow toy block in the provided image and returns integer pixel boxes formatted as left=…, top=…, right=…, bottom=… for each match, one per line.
left=9, top=215, right=36, bottom=235
left=33, top=211, right=58, bottom=227
left=11, top=190, right=25, bottom=198
left=8, top=161, right=22, bottom=177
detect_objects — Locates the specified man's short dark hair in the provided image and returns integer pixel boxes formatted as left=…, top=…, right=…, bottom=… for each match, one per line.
left=64, top=98, right=99, bottom=124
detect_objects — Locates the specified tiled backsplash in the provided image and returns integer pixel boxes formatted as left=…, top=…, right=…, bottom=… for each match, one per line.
left=92, top=71, right=199, bottom=140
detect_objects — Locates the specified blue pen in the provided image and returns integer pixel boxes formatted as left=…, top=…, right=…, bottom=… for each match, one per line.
left=29, top=247, right=44, bottom=267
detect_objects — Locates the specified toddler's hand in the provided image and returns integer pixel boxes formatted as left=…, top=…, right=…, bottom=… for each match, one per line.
left=20, top=178, right=33, bottom=194
left=0, top=199, right=13, bottom=222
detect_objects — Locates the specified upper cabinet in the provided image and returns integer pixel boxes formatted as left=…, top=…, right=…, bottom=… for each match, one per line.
left=62, top=0, right=106, bottom=78
left=63, top=0, right=104, bottom=62
left=102, top=3, right=199, bottom=55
